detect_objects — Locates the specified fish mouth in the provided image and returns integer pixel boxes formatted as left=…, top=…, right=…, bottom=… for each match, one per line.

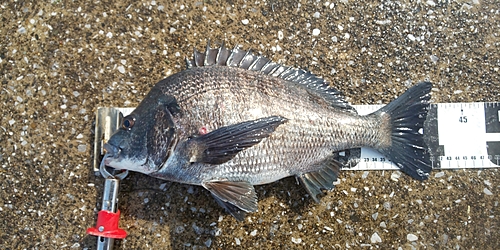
left=101, top=143, right=123, bottom=166
left=100, top=143, right=129, bottom=179
left=100, top=143, right=153, bottom=175
left=103, top=143, right=120, bottom=158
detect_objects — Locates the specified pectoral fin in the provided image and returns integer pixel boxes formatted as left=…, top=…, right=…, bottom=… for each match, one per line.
left=298, top=155, right=342, bottom=203
left=203, top=181, right=258, bottom=218
left=187, top=116, right=287, bottom=164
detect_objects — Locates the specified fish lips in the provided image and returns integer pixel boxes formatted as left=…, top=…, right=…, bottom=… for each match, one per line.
left=101, top=143, right=154, bottom=174
left=100, top=143, right=122, bottom=170
left=103, top=143, right=120, bottom=163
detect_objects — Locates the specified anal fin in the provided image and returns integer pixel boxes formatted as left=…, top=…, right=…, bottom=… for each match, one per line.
left=298, top=156, right=342, bottom=203
left=211, top=194, right=247, bottom=221
left=203, top=181, right=257, bottom=220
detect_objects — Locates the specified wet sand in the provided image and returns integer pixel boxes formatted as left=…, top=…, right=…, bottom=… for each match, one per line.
left=1, top=0, right=498, bottom=249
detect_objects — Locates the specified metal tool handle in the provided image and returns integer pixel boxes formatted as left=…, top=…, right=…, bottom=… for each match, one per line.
left=96, top=177, right=121, bottom=250
left=87, top=169, right=129, bottom=250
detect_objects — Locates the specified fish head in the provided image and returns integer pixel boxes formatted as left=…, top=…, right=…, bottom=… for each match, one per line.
left=103, top=91, right=179, bottom=175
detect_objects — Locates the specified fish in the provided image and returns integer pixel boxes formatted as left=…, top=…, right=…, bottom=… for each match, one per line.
left=102, top=42, right=433, bottom=221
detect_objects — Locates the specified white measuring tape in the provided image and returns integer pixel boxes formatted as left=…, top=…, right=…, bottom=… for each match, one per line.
left=93, top=103, right=500, bottom=172
left=355, top=102, right=500, bottom=170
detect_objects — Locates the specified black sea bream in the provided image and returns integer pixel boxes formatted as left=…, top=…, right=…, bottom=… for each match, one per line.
left=102, top=43, right=433, bottom=220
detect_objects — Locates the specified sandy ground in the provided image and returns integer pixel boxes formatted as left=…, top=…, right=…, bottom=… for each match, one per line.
left=1, top=0, right=499, bottom=249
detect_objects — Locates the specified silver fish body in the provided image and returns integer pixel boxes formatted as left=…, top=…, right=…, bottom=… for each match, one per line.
left=103, top=43, right=432, bottom=220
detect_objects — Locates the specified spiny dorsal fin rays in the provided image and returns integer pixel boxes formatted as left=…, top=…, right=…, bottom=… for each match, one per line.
left=239, top=49, right=254, bottom=69
left=204, top=41, right=211, bottom=66
left=218, top=42, right=231, bottom=66
left=193, top=47, right=204, bottom=67
left=185, top=42, right=356, bottom=113
left=227, top=44, right=247, bottom=67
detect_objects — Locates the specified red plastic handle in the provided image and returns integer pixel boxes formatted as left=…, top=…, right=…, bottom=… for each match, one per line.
left=87, top=210, right=127, bottom=239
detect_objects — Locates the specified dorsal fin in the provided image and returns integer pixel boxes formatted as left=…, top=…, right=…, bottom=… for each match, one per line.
left=185, top=42, right=355, bottom=112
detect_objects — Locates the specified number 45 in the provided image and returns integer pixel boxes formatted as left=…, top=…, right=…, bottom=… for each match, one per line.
left=459, top=116, right=467, bottom=123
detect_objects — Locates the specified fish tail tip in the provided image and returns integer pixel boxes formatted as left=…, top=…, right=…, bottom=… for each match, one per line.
left=377, top=81, right=433, bottom=180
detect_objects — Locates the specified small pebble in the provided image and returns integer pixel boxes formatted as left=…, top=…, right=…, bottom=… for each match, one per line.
left=391, top=171, right=401, bottom=181
left=204, top=239, right=212, bottom=247
left=407, top=233, right=418, bottom=242
left=362, top=171, right=369, bottom=179
left=175, top=225, right=185, bottom=234
left=18, top=26, right=27, bottom=34
left=241, top=19, right=249, bottom=25
left=77, top=144, right=87, bottom=152
left=192, top=223, right=204, bottom=235
left=383, top=202, right=391, bottom=210
left=434, top=172, right=445, bottom=178
left=278, top=30, right=284, bottom=40
left=312, top=28, right=320, bottom=36
left=291, top=237, right=302, bottom=244
left=483, top=188, right=493, bottom=196
left=371, top=232, right=382, bottom=243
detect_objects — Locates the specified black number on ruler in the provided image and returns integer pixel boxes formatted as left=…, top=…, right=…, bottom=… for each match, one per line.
left=471, top=156, right=476, bottom=160
left=364, top=158, right=369, bottom=162
left=459, top=107, right=468, bottom=123
left=380, top=157, right=386, bottom=162
left=372, top=158, right=378, bottom=162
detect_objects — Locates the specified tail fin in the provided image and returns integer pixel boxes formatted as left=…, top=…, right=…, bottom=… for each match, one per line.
left=376, top=82, right=433, bottom=180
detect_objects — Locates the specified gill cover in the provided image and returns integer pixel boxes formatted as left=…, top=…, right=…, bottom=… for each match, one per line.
left=145, top=93, right=179, bottom=167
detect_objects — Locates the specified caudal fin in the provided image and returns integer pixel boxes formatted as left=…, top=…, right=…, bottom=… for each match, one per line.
left=376, top=82, right=433, bottom=180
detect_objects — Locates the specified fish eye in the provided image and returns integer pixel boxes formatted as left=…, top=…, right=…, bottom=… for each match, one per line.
left=122, top=116, right=136, bottom=130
